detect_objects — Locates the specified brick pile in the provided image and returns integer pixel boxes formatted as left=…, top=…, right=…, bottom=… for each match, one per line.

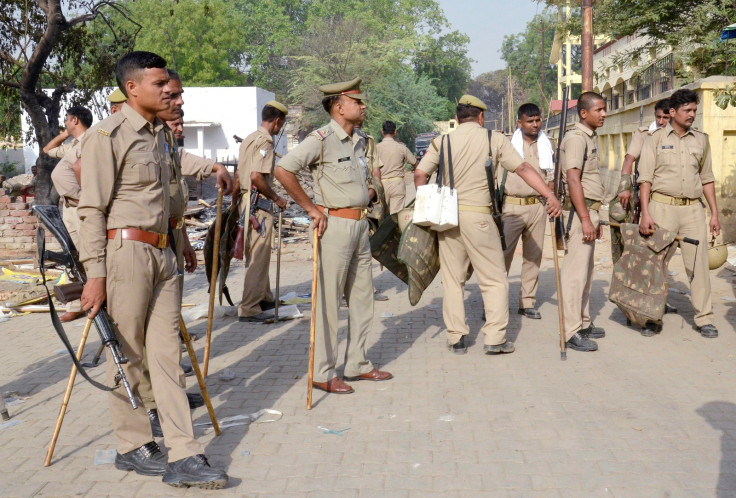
left=0, top=187, right=58, bottom=258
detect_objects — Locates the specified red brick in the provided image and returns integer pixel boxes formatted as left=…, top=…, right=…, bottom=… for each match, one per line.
left=23, top=216, right=37, bottom=223
left=0, top=196, right=12, bottom=203
left=11, top=209, right=31, bottom=216
left=4, top=216, right=22, bottom=225
left=0, top=210, right=9, bottom=217
left=3, top=229, right=16, bottom=237
left=14, top=223, right=35, bottom=230
left=7, top=202, right=28, bottom=209
left=21, top=229, right=38, bottom=236
left=13, top=236, right=33, bottom=243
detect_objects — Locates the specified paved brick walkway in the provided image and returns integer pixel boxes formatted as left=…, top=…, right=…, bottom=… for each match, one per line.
left=1, top=226, right=735, bottom=497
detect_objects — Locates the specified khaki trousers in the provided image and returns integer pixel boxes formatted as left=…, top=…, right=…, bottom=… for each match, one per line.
left=438, top=211, right=508, bottom=346
left=561, top=209, right=599, bottom=340
left=501, top=202, right=546, bottom=309
left=649, top=200, right=713, bottom=326
left=382, top=177, right=406, bottom=215
left=238, top=211, right=274, bottom=317
left=139, top=227, right=185, bottom=411
left=106, top=237, right=201, bottom=462
left=312, top=216, right=375, bottom=382
left=62, top=205, right=82, bottom=313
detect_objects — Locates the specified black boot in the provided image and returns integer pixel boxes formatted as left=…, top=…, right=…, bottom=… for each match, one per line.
left=580, top=323, right=605, bottom=339
left=566, top=332, right=598, bottom=352
left=148, top=409, right=163, bottom=438
left=115, top=441, right=167, bottom=476
left=163, top=454, right=228, bottom=489
left=447, top=336, right=467, bottom=355
left=187, top=392, right=205, bottom=409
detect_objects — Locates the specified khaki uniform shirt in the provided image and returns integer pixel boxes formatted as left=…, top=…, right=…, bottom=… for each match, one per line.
left=417, top=121, right=523, bottom=206
left=560, top=122, right=605, bottom=202
left=637, top=123, right=714, bottom=199
left=278, top=119, right=371, bottom=209
left=376, top=136, right=415, bottom=179
left=500, top=139, right=545, bottom=197
left=164, top=129, right=215, bottom=218
left=47, top=139, right=77, bottom=159
left=78, top=103, right=171, bottom=278
left=51, top=132, right=85, bottom=203
left=626, top=126, right=650, bottom=161
left=237, top=126, right=275, bottom=197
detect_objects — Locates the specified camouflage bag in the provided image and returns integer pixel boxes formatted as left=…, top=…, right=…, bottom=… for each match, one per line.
left=608, top=194, right=634, bottom=264
left=397, top=210, right=440, bottom=306
left=608, top=223, right=677, bottom=327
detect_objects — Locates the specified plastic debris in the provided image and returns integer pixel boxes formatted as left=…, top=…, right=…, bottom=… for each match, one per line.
left=318, top=426, right=351, bottom=436
left=218, top=368, right=236, bottom=381
left=241, top=450, right=250, bottom=456
left=184, top=304, right=237, bottom=321
left=194, top=409, right=282, bottom=430
left=94, top=449, right=117, bottom=465
left=261, top=304, right=303, bottom=323
left=278, top=292, right=312, bottom=305
left=380, top=312, right=394, bottom=318
left=191, top=240, right=205, bottom=251
left=291, top=217, right=311, bottom=226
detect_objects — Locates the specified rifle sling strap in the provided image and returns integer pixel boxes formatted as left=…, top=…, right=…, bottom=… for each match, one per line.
left=38, top=233, right=113, bottom=393
left=566, top=144, right=588, bottom=234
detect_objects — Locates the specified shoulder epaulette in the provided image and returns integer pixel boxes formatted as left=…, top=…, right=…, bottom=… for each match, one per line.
left=638, top=126, right=649, bottom=133
left=310, top=125, right=333, bottom=141
left=94, top=112, right=125, bottom=138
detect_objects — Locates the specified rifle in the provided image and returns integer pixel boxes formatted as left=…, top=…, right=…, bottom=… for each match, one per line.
left=631, top=105, right=645, bottom=224
left=485, top=130, right=506, bottom=250
left=33, top=205, right=138, bottom=409
left=552, top=86, right=571, bottom=250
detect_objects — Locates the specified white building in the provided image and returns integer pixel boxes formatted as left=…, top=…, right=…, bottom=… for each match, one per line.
left=21, top=86, right=285, bottom=171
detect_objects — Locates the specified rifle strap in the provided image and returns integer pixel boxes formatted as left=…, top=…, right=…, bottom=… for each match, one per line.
left=37, top=231, right=113, bottom=393
left=566, top=143, right=588, bottom=234
left=500, top=170, right=508, bottom=201
left=487, top=130, right=500, bottom=214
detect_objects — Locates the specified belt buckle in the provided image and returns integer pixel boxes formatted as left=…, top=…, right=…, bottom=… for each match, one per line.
left=675, top=198, right=687, bottom=206
left=176, top=218, right=185, bottom=229
left=157, top=233, right=168, bottom=249
left=359, top=208, right=368, bottom=220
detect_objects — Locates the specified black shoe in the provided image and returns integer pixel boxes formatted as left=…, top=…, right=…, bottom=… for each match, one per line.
left=181, top=361, right=194, bottom=377
left=162, top=454, right=228, bottom=489
left=148, top=409, right=163, bottom=438
left=698, top=324, right=718, bottom=338
left=484, top=341, right=515, bottom=354
left=517, top=308, right=541, bottom=319
left=187, top=392, right=204, bottom=409
left=664, top=303, right=677, bottom=314
left=641, top=322, right=662, bottom=337
left=580, top=323, right=605, bottom=339
left=115, top=441, right=167, bottom=476
left=447, top=336, right=467, bottom=355
left=566, top=332, right=598, bottom=352
left=259, top=300, right=276, bottom=311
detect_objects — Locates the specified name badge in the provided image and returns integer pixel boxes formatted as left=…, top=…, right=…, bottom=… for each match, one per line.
left=661, top=145, right=674, bottom=150
left=337, top=156, right=351, bottom=163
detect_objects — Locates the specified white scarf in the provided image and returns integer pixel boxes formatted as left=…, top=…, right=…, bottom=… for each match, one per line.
left=511, top=129, right=554, bottom=172
left=648, top=120, right=658, bottom=133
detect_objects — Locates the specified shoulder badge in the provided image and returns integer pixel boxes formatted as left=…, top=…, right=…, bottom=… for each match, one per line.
left=97, top=129, right=110, bottom=137
left=311, top=124, right=334, bottom=141
left=94, top=111, right=125, bottom=138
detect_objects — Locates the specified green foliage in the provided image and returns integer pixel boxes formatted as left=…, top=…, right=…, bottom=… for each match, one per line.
left=362, top=68, right=449, bottom=150
left=501, top=9, right=559, bottom=113
left=0, top=88, right=21, bottom=140
left=713, top=84, right=736, bottom=109
left=413, top=30, right=473, bottom=107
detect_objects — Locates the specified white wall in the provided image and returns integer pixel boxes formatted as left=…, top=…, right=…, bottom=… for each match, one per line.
left=21, top=86, right=282, bottom=171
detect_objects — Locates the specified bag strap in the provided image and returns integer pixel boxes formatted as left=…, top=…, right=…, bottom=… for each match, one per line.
left=446, top=135, right=455, bottom=190
left=435, top=135, right=445, bottom=188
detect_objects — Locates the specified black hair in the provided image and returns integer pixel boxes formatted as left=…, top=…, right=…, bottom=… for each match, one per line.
left=669, top=89, right=698, bottom=111
left=517, top=103, right=541, bottom=120
left=66, top=105, right=93, bottom=128
left=322, top=95, right=340, bottom=113
left=115, top=51, right=167, bottom=97
left=456, top=103, right=482, bottom=122
left=577, top=91, right=604, bottom=117
left=654, top=98, right=670, bottom=114
left=262, top=105, right=286, bottom=122
left=167, top=69, right=181, bottom=82
left=382, top=121, right=397, bottom=134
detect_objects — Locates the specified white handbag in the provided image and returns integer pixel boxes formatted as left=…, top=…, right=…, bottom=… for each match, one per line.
left=412, top=135, right=458, bottom=231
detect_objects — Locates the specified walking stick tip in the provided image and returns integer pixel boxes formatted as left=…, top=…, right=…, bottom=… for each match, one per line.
left=561, top=351, right=567, bottom=361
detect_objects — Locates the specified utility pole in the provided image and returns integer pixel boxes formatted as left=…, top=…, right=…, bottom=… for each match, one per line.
left=581, top=0, right=594, bottom=91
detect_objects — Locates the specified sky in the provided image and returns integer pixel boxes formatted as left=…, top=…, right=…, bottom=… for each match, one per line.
left=437, top=0, right=545, bottom=76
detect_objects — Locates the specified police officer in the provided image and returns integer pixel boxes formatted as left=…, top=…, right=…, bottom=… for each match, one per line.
left=78, top=51, right=227, bottom=488
left=236, top=100, right=288, bottom=322
left=137, top=70, right=232, bottom=437
left=503, top=103, right=554, bottom=320
left=109, top=88, right=127, bottom=114
left=638, top=88, right=721, bottom=338
left=275, top=77, right=392, bottom=394
left=48, top=106, right=93, bottom=322
left=559, top=92, right=607, bottom=352
left=375, top=121, right=417, bottom=214
left=415, top=95, right=561, bottom=355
